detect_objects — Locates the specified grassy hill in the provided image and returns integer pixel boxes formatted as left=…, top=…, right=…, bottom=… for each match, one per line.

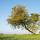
left=0, top=34, right=40, bottom=40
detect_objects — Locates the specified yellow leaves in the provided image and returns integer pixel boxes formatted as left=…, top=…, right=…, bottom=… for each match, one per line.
left=11, top=14, right=26, bottom=24
left=7, top=5, right=28, bottom=25
left=12, top=5, right=26, bottom=16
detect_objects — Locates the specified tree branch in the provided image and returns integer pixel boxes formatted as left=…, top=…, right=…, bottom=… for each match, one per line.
left=25, top=25, right=35, bottom=34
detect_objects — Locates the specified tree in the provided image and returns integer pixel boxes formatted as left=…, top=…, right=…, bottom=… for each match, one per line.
left=7, top=5, right=39, bottom=34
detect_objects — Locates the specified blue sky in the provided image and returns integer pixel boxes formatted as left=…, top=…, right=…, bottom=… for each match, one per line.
left=0, top=0, right=40, bottom=34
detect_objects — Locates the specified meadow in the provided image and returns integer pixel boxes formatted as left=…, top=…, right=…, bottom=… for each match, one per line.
left=0, top=34, right=40, bottom=40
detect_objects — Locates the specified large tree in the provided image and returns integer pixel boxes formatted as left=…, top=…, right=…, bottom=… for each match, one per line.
left=7, top=5, right=39, bottom=34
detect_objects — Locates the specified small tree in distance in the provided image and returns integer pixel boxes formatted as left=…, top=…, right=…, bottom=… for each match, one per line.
left=7, top=5, right=39, bottom=34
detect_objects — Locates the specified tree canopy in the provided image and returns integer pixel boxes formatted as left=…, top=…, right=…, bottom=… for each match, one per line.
left=31, top=13, right=39, bottom=22
left=7, top=5, right=40, bottom=34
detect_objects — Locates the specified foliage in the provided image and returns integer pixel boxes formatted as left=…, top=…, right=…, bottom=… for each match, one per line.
left=31, top=13, right=39, bottom=22
left=7, top=5, right=40, bottom=34
left=7, top=5, right=28, bottom=25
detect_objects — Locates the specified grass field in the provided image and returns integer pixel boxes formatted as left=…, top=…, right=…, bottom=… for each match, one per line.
left=0, top=34, right=40, bottom=40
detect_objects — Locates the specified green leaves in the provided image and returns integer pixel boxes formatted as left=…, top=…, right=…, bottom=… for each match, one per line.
left=31, top=13, right=39, bottom=22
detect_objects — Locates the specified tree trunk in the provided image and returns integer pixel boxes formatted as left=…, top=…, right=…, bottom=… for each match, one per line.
left=25, top=25, right=35, bottom=34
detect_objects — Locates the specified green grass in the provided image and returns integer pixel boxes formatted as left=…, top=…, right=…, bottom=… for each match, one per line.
left=0, top=34, right=40, bottom=40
